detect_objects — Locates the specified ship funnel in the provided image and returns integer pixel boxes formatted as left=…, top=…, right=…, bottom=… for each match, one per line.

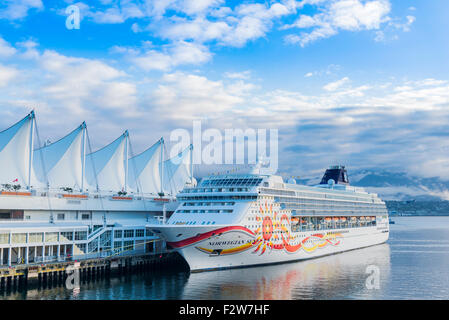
left=320, top=165, right=349, bottom=185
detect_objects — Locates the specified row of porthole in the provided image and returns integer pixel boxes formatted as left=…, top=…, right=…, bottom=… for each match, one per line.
left=171, top=221, right=217, bottom=225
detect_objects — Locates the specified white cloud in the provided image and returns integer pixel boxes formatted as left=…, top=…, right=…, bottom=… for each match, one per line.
left=224, top=70, right=251, bottom=80
left=0, top=0, right=43, bottom=20
left=0, top=64, right=18, bottom=87
left=0, top=37, right=16, bottom=58
left=284, top=0, right=392, bottom=46
left=118, top=41, right=212, bottom=72
left=152, top=72, right=245, bottom=121
left=323, top=77, right=350, bottom=91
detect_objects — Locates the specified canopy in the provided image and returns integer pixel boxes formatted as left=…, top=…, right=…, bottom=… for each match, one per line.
left=33, top=123, right=85, bottom=190
left=128, top=139, right=162, bottom=195
left=85, top=132, right=127, bottom=192
left=162, top=144, right=192, bottom=195
left=0, top=112, right=33, bottom=187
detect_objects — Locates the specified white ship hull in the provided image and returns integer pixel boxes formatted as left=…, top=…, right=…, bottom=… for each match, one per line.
left=153, top=224, right=389, bottom=271
left=152, top=167, right=390, bottom=272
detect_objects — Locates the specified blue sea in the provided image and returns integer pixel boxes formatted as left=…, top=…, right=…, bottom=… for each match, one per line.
left=3, top=216, right=449, bottom=300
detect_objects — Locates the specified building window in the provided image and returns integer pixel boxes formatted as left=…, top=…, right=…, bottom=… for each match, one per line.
left=136, top=229, right=144, bottom=237
left=145, top=228, right=153, bottom=237
left=0, top=233, right=9, bottom=244
left=81, top=213, right=90, bottom=220
left=57, top=213, right=65, bottom=220
left=76, top=243, right=86, bottom=254
left=45, top=232, right=58, bottom=242
left=124, top=230, right=134, bottom=238
left=123, top=240, right=134, bottom=250
left=29, top=232, right=44, bottom=243
left=60, top=231, right=73, bottom=241
left=114, top=230, right=123, bottom=238
left=75, top=231, right=87, bottom=241
left=114, top=241, right=122, bottom=249
left=11, top=233, right=27, bottom=244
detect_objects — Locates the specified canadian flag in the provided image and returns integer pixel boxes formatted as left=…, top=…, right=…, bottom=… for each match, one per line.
left=12, top=179, right=18, bottom=183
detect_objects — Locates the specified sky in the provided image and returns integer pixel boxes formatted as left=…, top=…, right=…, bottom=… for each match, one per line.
left=0, top=0, right=449, bottom=179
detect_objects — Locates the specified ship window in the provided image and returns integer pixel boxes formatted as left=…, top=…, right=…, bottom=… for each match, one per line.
left=57, top=213, right=65, bottom=220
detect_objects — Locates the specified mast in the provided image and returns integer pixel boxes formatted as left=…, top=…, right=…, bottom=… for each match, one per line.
left=190, top=144, right=193, bottom=184
left=81, top=122, right=86, bottom=192
left=160, top=137, right=164, bottom=196
left=124, top=130, right=129, bottom=193
left=27, top=111, right=35, bottom=190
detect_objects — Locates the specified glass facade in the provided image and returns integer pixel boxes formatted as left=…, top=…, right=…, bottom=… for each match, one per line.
left=199, top=177, right=263, bottom=187
left=291, top=216, right=377, bottom=232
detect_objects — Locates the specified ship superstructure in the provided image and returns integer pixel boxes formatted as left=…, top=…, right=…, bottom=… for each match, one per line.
left=0, top=112, right=193, bottom=266
left=152, top=166, right=389, bottom=271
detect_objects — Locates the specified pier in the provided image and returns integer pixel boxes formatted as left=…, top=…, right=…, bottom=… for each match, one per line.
left=0, top=250, right=186, bottom=291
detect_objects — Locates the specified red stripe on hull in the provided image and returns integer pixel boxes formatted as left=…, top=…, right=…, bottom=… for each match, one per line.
left=167, top=226, right=255, bottom=249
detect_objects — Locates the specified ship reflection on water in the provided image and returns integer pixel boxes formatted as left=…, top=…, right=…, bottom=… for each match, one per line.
left=182, top=244, right=391, bottom=300
left=3, top=217, right=449, bottom=300
left=1, top=244, right=390, bottom=300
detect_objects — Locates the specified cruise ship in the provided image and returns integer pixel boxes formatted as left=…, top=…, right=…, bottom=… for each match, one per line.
left=151, top=166, right=389, bottom=271
left=0, top=112, right=193, bottom=266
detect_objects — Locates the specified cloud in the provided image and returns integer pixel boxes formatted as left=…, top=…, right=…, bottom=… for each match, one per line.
left=0, top=64, right=18, bottom=87
left=323, top=77, right=350, bottom=91
left=152, top=72, right=245, bottom=122
left=1, top=36, right=449, bottom=180
left=224, top=70, right=251, bottom=80
left=0, top=0, right=43, bottom=20
left=284, top=0, right=392, bottom=46
left=375, top=14, right=416, bottom=42
left=114, top=41, right=212, bottom=71
left=0, top=37, right=17, bottom=58
left=0, top=41, right=140, bottom=145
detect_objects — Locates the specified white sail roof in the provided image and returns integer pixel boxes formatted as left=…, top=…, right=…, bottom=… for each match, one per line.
left=85, top=132, right=127, bottom=192
left=128, top=138, right=162, bottom=195
left=33, top=123, right=85, bottom=191
left=163, top=145, right=192, bottom=195
left=0, top=113, right=33, bottom=187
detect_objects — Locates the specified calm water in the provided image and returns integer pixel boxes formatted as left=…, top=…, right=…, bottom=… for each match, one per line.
left=3, top=216, right=449, bottom=300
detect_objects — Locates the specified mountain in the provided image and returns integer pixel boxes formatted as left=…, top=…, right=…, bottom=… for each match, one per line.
left=296, top=169, right=449, bottom=201
left=193, top=164, right=449, bottom=201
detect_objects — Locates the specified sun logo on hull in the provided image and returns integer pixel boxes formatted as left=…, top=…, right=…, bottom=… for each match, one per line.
left=253, top=202, right=279, bottom=255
